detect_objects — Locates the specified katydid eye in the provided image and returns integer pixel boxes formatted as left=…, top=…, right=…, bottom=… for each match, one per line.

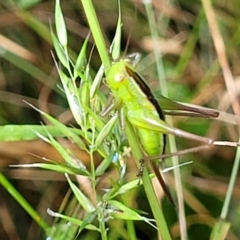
left=114, top=73, right=124, bottom=82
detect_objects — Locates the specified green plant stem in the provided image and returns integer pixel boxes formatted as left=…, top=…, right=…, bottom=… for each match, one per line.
left=220, top=139, right=240, bottom=219
left=122, top=194, right=137, bottom=240
left=0, top=172, right=49, bottom=231
left=144, top=2, right=186, bottom=239
left=80, top=0, right=111, bottom=70
left=99, top=219, right=107, bottom=240
left=125, top=120, right=172, bottom=240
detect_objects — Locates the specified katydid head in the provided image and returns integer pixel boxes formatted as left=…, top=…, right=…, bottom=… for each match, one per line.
left=106, top=61, right=129, bottom=90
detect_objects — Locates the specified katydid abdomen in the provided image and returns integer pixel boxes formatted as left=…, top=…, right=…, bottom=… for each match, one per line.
left=137, top=128, right=164, bottom=157
left=136, top=127, right=175, bottom=205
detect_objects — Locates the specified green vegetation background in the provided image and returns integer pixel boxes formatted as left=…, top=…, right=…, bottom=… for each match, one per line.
left=0, top=0, right=240, bottom=239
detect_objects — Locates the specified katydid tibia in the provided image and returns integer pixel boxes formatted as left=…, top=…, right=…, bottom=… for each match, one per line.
left=101, top=56, right=239, bottom=205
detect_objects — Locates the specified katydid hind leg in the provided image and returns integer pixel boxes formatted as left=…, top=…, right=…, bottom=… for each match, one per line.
left=145, top=145, right=211, bottom=162
left=128, top=112, right=240, bottom=148
left=136, top=158, right=175, bottom=206
left=150, top=160, right=175, bottom=206
left=128, top=112, right=213, bottom=145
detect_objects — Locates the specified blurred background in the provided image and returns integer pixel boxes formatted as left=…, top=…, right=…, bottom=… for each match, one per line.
left=0, top=0, right=240, bottom=239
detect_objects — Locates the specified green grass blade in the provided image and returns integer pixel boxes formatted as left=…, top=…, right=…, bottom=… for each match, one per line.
left=65, top=174, right=95, bottom=213
left=81, top=0, right=111, bottom=70
left=0, top=125, right=83, bottom=141
left=55, top=0, right=68, bottom=47
left=111, top=2, right=122, bottom=60
left=47, top=209, right=99, bottom=232
left=143, top=2, right=185, bottom=239
left=11, top=163, right=90, bottom=176
left=125, top=120, right=172, bottom=240
left=210, top=219, right=231, bottom=240
left=0, top=172, right=49, bottom=231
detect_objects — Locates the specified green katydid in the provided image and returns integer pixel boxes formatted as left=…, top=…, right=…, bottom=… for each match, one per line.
left=101, top=55, right=239, bottom=205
